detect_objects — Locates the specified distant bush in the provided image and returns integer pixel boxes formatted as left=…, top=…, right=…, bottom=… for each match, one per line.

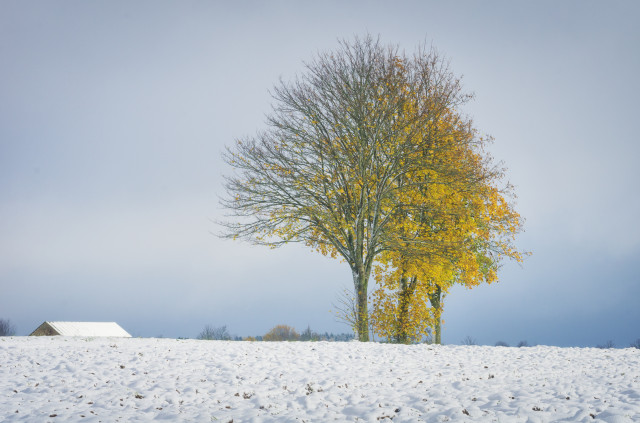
left=300, top=325, right=321, bottom=341
left=197, top=324, right=231, bottom=340
left=517, top=340, right=529, bottom=347
left=263, top=325, right=300, bottom=341
left=462, top=336, right=477, bottom=346
left=596, top=340, right=616, bottom=349
left=332, top=332, right=356, bottom=342
left=0, top=318, right=16, bottom=336
left=630, top=339, right=640, bottom=349
left=495, top=341, right=509, bottom=347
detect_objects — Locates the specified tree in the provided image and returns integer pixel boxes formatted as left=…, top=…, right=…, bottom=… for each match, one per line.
left=197, top=324, right=231, bottom=340
left=596, top=340, right=616, bottom=349
left=300, top=325, right=320, bottom=341
left=332, top=288, right=358, bottom=334
left=462, top=335, right=477, bottom=345
left=331, top=287, right=376, bottom=340
left=263, top=324, right=300, bottom=341
left=221, top=36, right=482, bottom=341
left=0, top=318, right=16, bottom=336
left=369, top=102, right=525, bottom=344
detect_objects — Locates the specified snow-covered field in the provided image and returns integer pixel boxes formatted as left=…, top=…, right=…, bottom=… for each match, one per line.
left=1, top=337, right=638, bottom=422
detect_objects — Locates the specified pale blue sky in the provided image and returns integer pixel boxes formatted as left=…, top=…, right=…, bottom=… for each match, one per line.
left=1, top=1, right=638, bottom=346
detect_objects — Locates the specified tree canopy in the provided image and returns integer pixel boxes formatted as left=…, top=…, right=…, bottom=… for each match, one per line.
left=220, top=36, right=525, bottom=341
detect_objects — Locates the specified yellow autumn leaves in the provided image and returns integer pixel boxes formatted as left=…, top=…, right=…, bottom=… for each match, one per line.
left=367, top=93, right=525, bottom=343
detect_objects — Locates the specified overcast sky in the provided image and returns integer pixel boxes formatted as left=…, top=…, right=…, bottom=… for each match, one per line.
left=1, top=1, right=638, bottom=346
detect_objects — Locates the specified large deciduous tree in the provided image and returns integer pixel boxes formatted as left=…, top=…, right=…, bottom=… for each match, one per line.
left=220, top=36, right=506, bottom=341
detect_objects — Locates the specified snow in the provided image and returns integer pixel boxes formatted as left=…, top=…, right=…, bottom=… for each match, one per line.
left=1, top=337, right=638, bottom=422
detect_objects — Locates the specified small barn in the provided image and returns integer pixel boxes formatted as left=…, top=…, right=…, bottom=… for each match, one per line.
left=30, top=321, right=131, bottom=337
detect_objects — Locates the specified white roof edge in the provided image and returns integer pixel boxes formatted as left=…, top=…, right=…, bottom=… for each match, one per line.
left=46, top=322, right=132, bottom=337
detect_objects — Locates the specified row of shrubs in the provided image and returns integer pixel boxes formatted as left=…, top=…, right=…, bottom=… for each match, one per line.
left=3, top=317, right=639, bottom=348
left=463, top=336, right=640, bottom=349
left=197, top=324, right=354, bottom=342
left=461, top=336, right=532, bottom=347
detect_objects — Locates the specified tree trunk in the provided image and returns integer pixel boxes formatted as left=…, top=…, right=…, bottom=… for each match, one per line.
left=352, top=214, right=372, bottom=341
left=355, top=280, right=369, bottom=342
left=396, top=276, right=417, bottom=343
left=396, top=277, right=409, bottom=343
left=351, top=254, right=373, bottom=342
left=428, top=285, right=442, bottom=344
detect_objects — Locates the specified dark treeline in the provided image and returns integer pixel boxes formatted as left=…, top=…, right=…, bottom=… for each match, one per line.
left=197, top=324, right=354, bottom=342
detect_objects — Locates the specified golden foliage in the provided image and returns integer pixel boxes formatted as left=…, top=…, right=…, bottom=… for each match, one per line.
left=263, top=325, right=300, bottom=342
left=369, top=98, right=526, bottom=343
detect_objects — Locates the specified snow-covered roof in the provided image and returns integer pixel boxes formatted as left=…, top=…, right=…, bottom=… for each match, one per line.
left=30, top=322, right=131, bottom=337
